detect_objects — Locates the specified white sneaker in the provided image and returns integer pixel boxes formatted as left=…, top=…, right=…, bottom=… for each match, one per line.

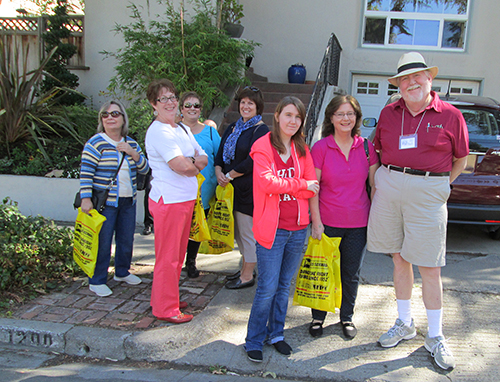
left=89, top=284, right=113, bottom=297
left=425, top=334, right=456, bottom=370
left=378, top=318, right=417, bottom=348
left=113, top=273, right=142, bottom=285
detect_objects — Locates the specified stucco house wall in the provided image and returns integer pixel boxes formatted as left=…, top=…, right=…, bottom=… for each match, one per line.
left=81, top=0, right=500, bottom=108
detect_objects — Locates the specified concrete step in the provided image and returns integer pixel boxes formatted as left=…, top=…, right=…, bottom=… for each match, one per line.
left=261, top=92, right=312, bottom=104
left=220, top=73, right=315, bottom=134
left=251, top=81, right=315, bottom=94
left=246, top=69, right=268, bottom=83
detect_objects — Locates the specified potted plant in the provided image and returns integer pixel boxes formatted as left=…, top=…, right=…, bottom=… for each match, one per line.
left=218, top=0, right=244, bottom=38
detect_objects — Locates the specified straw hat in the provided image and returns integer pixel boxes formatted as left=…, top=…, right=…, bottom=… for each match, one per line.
left=388, top=52, right=438, bottom=86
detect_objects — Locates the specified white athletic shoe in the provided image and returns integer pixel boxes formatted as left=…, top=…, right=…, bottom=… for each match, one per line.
left=425, top=334, right=456, bottom=370
left=89, top=284, right=113, bottom=297
left=378, top=318, right=417, bottom=348
left=113, top=273, right=142, bottom=285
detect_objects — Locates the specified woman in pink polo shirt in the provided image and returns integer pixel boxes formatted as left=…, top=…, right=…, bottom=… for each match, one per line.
left=308, top=95, right=379, bottom=339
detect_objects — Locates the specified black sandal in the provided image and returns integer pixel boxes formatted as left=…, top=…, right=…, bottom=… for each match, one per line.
left=309, top=319, right=324, bottom=337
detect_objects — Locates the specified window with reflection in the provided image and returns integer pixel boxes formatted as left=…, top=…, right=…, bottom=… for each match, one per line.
left=458, top=108, right=500, bottom=152
left=363, top=0, right=469, bottom=50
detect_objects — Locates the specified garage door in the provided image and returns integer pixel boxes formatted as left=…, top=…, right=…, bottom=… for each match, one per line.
left=352, top=74, right=480, bottom=137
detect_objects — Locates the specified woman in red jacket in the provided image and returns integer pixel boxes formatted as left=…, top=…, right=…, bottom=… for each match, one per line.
left=244, top=96, right=319, bottom=363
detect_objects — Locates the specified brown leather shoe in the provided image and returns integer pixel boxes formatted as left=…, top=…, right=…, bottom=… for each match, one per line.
left=157, top=313, right=193, bottom=324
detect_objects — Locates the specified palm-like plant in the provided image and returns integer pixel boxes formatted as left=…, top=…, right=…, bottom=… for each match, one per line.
left=0, top=37, right=84, bottom=161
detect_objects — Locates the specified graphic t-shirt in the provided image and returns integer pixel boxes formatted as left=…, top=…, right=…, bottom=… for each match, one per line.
left=273, top=148, right=308, bottom=231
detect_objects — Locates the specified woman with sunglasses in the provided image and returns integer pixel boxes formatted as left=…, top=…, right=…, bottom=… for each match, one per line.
left=307, top=95, right=379, bottom=339
left=244, top=97, right=318, bottom=362
left=215, top=86, right=269, bottom=290
left=179, top=91, right=221, bottom=278
left=145, top=79, right=208, bottom=324
left=79, top=100, right=149, bottom=297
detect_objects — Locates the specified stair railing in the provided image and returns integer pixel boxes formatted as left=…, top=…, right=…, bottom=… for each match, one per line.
left=304, top=33, right=342, bottom=144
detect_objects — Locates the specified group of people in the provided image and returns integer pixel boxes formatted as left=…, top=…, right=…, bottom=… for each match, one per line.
left=78, top=52, right=469, bottom=371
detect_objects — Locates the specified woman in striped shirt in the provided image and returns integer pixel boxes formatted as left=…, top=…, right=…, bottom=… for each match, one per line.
left=79, top=100, right=149, bottom=297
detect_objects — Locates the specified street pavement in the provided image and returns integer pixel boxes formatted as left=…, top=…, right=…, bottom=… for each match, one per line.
left=1, top=223, right=500, bottom=381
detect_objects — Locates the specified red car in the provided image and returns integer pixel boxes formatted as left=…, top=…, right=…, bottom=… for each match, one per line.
left=366, top=93, right=500, bottom=239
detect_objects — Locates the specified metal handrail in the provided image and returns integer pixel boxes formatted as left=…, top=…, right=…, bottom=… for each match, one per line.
left=304, top=33, right=342, bottom=144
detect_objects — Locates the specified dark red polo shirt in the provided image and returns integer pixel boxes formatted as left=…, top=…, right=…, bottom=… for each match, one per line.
left=374, top=91, right=469, bottom=173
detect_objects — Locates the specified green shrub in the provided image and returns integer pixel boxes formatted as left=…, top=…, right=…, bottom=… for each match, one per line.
left=103, top=0, right=258, bottom=117
left=127, top=98, right=154, bottom=148
left=0, top=104, right=98, bottom=178
left=0, top=198, right=80, bottom=294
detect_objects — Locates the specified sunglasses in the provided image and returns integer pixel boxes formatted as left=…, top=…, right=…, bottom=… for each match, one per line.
left=157, top=95, right=178, bottom=103
left=183, top=102, right=201, bottom=109
left=244, top=86, right=260, bottom=92
left=101, top=111, right=123, bottom=118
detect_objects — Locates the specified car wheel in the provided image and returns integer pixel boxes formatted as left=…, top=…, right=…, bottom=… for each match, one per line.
left=488, top=227, right=500, bottom=240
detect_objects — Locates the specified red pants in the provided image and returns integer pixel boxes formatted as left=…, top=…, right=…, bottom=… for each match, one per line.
left=149, top=198, right=195, bottom=318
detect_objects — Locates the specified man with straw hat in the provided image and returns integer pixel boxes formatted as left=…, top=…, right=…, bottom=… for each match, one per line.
left=367, top=52, right=469, bottom=370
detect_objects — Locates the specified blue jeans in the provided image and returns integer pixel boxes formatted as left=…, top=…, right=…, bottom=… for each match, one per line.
left=89, top=197, right=136, bottom=285
left=312, top=226, right=366, bottom=323
left=245, top=228, right=307, bottom=352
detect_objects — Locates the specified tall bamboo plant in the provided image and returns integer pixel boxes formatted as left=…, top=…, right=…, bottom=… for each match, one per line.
left=0, top=37, right=84, bottom=160
left=103, top=0, right=258, bottom=116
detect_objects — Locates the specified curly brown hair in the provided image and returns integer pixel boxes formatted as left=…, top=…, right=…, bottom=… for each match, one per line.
left=146, top=79, right=178, bottom=105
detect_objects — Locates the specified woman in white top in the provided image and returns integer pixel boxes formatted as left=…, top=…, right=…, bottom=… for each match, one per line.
left=145, top=79, right=208, bottom=324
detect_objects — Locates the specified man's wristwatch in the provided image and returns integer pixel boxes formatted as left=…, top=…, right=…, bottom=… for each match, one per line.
left=225, top=172, right=233, bottom=181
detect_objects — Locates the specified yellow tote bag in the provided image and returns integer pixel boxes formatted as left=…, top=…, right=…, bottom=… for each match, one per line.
left=198, top=184, right=234, bottom=254
left=209, top=183, right=234, bottom=247
left=73, top=208, right=107, bottom=278
left=293, top=234, right=342, bottom=312
left=190, top=174, right=211, bottom=242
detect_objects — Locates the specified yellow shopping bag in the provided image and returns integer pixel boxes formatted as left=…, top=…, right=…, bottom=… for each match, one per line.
left=199, top=239, right=233, bottom=254
left=209, top=183, right=234, bottom=247
left=293, top=234, right=342, bottom=312
left=73, top=208, right=107, bottom=278
left=198, top=184, right=234, bottom=254
left=190, top=174, right=211, bottom=242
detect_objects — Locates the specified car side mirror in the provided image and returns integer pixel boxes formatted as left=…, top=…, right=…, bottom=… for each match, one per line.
left=363, top=118, right=377, bottom=128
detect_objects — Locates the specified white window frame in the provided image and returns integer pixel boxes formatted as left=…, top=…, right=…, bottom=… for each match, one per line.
left=362, top=0, right=470, bottom=51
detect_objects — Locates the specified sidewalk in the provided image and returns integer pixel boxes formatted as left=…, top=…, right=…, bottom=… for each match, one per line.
left=1, top=226, right=500, bottom=381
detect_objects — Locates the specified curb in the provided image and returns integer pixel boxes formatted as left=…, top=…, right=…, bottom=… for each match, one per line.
left=0, top=318, right=130, bottom=360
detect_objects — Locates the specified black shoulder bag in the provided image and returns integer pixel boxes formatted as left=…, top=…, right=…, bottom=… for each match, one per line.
left=364, top=138, right=372, bottom=199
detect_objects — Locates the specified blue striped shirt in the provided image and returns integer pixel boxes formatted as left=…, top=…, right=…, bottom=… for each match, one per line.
left=79, top=134, right=149, bottom=207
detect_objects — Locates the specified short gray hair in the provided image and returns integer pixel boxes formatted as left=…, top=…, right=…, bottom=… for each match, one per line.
left=97, top=100, right=129, bottom=137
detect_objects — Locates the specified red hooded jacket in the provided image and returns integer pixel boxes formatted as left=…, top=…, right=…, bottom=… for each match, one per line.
left=250, top=132, right=317, bottom=249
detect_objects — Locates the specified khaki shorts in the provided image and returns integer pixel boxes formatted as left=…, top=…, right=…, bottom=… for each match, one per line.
left=367, top=165, right=451, bottom=267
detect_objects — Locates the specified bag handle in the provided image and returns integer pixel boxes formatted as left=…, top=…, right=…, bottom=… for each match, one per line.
left=363, top=138, right=370, bottom=163
left=108, top=137, right=127, bottom=188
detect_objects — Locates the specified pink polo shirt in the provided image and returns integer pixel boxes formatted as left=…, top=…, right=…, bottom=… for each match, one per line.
left=373, top=92, right=469, bottom=172
left=311, top=135, right=378, bottom=228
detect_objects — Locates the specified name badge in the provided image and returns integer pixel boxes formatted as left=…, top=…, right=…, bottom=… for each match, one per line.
left=399, top=134, right=418, bottom=150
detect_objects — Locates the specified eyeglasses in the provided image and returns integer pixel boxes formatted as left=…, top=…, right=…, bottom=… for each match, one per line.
left=244, top=86, right=260, bottom=92
left=183, top=102, right=201, bottom=109
left=101, top=111, right=123, bottom=119
left=333, top=112, right=356, bottom=119
left=156, top=95, right=178, bottom=103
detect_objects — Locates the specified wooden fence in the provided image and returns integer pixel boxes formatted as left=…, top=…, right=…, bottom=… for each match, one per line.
left=0, top=16, right=85, bottom=72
